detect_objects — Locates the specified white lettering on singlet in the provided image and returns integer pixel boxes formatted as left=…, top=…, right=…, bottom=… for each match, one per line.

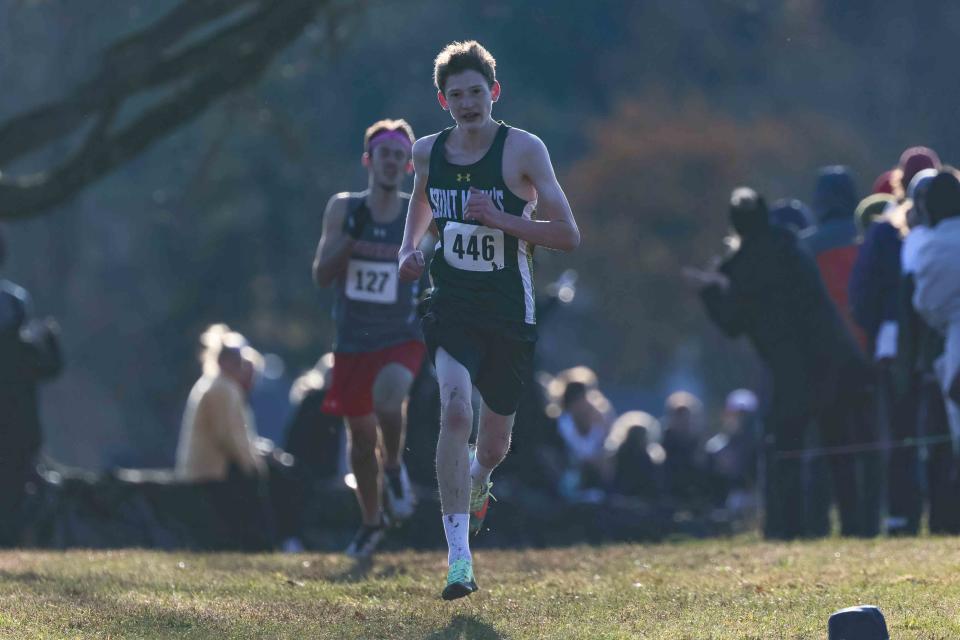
left=428, top=187, right=506, bottom=220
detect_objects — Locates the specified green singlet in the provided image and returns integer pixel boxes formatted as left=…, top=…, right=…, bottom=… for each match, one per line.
left=426, top=122, right=536, bottom=341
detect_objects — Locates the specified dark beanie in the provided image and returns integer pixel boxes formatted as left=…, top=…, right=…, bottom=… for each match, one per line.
left=729, top=187, right=769, bottom=237
left=924, top=171, right=960, bottom=226
left=813, top=166, right=858, bottom=222
left=769, top=198, right=813, bottom=234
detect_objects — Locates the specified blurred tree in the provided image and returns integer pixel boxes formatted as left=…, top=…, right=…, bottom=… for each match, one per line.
left=5, top=0, right=960, bottom=468
left=0, top=0, right=364, bottom=219
left=562, top=94, right=872, bottom=390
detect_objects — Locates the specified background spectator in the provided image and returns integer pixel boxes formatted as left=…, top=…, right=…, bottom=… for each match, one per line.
left=604, top=410, right=665, bottom=502
left=660, top=391, right=706, bottom=508
left=704, top=389, right=760, bottom=514
left=853, top=193, right=895, bottom=239
left=892, top=165, right=957, bottom=534
left=910, top=170, right=960, bottom=533
left=283, top=354, right=341, bottom=483
left=769, top=198, right=814, bottom=236
left=176, top=324, right=266, bottom=482
left=685, top=187, right=880, bottom=539
left=801, top=165, right=867, bottom=352
left=0, top=226, right=63, bottom=547
left=556, top=379, right=612, bottom=499
left=913, top=169, right=960, bottom=417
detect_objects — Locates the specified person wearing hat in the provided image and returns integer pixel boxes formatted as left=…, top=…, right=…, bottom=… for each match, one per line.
left=684, top=188, right=880, bottom=539
left=800, top=166, right=868, bottom=352
left=0, top=226, right=64, bottom=547
left=894, top=146, right=941, bottom=201
left=895, top=168, right=959, bottom=534
left=854, top=194, right=895, bottom=238
left=850, top=191, right=902, bottom=359
left=912, top=170, right=960, bottom=515
left=769, top=198, right=814, bottom=236
left=872, top=170, right=896, bottom=196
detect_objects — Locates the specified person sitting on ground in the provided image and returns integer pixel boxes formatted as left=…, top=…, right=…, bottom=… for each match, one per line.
left=604, top=411, right=665, bottom=502
left=704, top=389, right=760, bottom=512
left=660, top=391, right=707, bottom=508
left=556, top=380, right=612, bottom=495
left=176, top=324, right=266, bottom=482
left=283, top=354, right=340, bottom=482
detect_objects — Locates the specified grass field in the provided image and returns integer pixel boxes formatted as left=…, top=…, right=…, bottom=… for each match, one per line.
left=0, top=536, right=958, bottom=639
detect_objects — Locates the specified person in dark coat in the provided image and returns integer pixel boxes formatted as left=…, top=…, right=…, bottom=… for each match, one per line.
left=0, top=227, right=63, bottom=546
left=684, top=187, right=881, bottom=539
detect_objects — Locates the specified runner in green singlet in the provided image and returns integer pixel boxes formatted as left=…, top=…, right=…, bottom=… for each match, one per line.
left=398, top=41, right=581, bottom=600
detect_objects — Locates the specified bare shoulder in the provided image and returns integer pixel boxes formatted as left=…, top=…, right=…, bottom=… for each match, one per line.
left=505, top=127, right=548, bottom=156
left=324, top=191, right=356, bottom=218
left=412, top=133, right=440, bottom=167
left=329, top=191, right=361, bottom=205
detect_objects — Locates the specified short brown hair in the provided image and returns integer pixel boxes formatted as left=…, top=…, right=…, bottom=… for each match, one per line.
left=363, top=119, right=415, bottom=153
left=433, top=40, right=496, bottom=93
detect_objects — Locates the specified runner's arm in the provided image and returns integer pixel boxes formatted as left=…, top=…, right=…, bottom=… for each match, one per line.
left=312, top=194, right=354, bottom=288
left=466, top=134, right=580, bottom=252
left=399, top=138, right=434, bottom=282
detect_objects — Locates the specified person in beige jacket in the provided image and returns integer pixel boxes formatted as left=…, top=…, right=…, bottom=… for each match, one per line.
left=176, top=324, right=266, bottom=482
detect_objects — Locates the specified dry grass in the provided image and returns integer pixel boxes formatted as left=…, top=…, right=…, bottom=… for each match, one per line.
left=0, top=536, right=958, bottom=638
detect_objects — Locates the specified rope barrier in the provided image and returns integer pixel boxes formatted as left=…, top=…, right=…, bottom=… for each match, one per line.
left=774, top=434, right=956, bottom=460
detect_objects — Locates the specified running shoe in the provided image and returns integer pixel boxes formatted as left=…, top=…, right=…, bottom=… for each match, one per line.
left=345, top=520, right=387, bottom=558
left=383, top=463, right=416, bottom=523
left=468, top=446, right=495, bottom=536
left=441, top=557, right=478, bottom=601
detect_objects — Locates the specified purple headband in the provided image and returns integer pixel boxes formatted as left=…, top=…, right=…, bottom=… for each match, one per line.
left=368, top=129, right=413, bottom=152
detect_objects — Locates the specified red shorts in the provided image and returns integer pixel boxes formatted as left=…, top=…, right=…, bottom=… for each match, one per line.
left=321, top=340, right=426, bottom=417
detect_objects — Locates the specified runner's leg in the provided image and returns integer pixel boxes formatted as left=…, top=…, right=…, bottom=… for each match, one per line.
left=435, top=348, right=473, bottom=515
left=472, top=402, right=515, bottom=486
left=372, top=363, right=415, bottom=469
left=374, top=362, right=417, bottom=520
left=345, top=414, right=382, bottom=526
left=434, top=347, right=475, bottom=574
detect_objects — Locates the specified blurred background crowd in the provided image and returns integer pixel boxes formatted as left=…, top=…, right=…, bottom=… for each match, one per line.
left=3, top=1, right=960, bottom=549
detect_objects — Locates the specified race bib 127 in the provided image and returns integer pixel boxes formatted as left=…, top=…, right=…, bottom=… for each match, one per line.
left=345, top=259, right=399, bottom=304
left=443, top=221, right=505, bottom=272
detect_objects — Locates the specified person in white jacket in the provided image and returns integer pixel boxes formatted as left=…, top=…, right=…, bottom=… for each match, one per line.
left=912, top=170, right=960, bottom=442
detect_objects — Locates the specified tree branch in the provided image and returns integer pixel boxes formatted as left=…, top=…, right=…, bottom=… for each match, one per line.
left=0, top=0, right=364, bottom=219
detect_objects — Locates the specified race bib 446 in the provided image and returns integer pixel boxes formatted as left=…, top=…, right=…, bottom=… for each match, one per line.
left=345, top=259, right=399, bottom=303
left=443, top=221, right=505, bottom=272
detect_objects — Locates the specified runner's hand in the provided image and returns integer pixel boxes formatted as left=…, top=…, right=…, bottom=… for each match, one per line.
left=464, top=187, right=500, bottom=227
left=343, top=204, right=371, bottom=240
left=399, top=248, right=425, bottom=282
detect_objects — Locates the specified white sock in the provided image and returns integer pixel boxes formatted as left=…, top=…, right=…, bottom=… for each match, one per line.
left=470, top=455, right=493, bottom=487
left=443, top=514, right=471, bottom=565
